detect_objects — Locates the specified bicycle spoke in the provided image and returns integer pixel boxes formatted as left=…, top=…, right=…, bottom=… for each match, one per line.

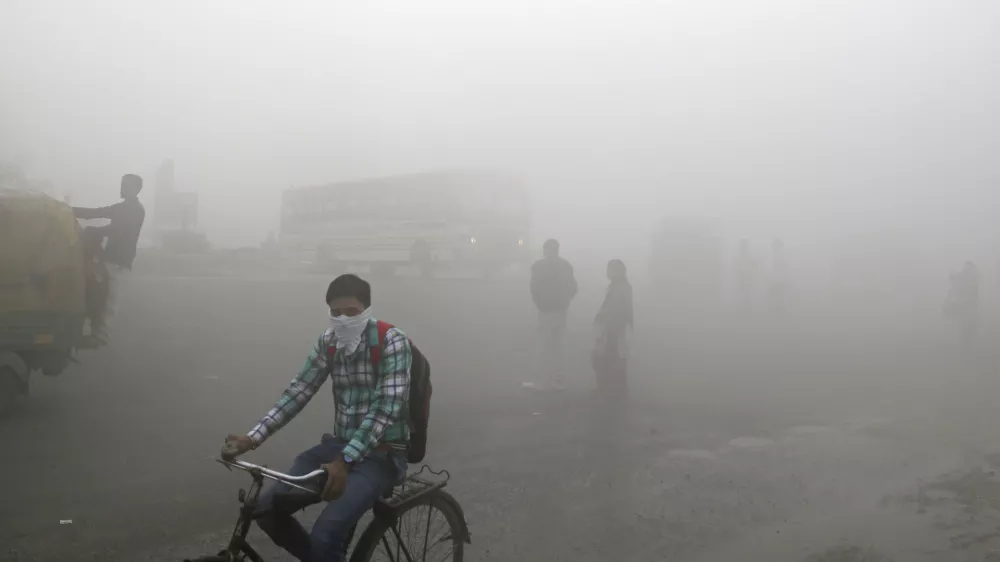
left=421, top=503, right=433, bottom=560
left=379, top=534, right=400, bottom=562
left=370, top=501, right=457, bottom=562
left=417, top=510, right=451, bottom=560
left=428, top=547, right=457, bottom=562
left=391, top=524, right=418, bottom=562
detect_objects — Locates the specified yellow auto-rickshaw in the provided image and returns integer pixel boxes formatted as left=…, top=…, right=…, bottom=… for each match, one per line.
left=0, top=189, right=88, bottom=415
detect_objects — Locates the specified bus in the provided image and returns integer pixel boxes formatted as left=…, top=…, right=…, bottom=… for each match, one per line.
left=279, top=170, right=531, bottom=276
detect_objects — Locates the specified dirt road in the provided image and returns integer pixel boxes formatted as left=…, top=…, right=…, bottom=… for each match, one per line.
left=3, top=272, right=1000, bottom=561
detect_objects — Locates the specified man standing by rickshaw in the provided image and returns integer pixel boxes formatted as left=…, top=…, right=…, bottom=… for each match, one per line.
left=73, top=173, right=145, bottom=345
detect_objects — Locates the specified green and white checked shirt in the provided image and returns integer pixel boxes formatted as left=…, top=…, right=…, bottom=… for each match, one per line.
left=248, top=317, right=412, bottom=462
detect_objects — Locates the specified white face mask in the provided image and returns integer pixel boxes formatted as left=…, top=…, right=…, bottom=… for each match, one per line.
left=329, top=307, right=372, bottom=354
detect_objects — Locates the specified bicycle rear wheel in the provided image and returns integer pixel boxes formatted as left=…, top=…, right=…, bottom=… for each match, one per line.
left=351, top=491, right=466, bottom=562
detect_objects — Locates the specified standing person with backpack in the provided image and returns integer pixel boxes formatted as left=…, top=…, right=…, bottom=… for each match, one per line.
left=221, top=274, right=432, bottom=562
left=529, top=239, right=578, bottom=390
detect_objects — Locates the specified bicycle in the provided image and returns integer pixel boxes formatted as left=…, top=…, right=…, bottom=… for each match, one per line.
left=184, top=457, right=471, bottom=562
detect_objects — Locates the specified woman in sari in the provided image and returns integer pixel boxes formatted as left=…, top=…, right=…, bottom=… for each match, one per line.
left=593, top=259, right=633, bottom=397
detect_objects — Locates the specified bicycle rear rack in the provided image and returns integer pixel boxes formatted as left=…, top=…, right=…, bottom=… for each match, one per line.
left=376, top=465, right=450, bottom=512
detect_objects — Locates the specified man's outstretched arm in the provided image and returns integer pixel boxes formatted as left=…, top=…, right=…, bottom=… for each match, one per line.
left=73, top=203, right=121, bottom=220
left=247, top=334, right=331, bottom=446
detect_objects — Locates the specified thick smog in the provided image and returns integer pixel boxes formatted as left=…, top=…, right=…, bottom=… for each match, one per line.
left=2, top=2, right=999, bottom=562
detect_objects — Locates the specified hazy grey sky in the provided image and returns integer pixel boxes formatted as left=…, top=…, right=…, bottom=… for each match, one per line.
left=2, top=0, right=997, bottom=252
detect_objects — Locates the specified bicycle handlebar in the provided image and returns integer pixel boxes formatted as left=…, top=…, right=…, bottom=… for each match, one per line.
left=218, top=457, right=327, bottom=493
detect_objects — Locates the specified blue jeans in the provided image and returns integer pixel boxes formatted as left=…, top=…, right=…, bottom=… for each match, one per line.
left=256, top=434, right=406, bottom=562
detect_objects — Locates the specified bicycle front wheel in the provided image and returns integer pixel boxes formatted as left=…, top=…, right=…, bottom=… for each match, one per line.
left=351, top=491, right=466, bottom=562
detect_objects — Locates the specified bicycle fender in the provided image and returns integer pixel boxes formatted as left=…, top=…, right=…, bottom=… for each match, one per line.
left=437, top=491, right=472, bottom=544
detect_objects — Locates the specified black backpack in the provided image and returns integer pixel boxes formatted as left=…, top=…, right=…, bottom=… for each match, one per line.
left=371, top=321, right=431, bottom=463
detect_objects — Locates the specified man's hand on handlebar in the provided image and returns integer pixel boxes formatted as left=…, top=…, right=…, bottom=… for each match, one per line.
left=219, top=435, right=344, bottom=501
left=222, top=434, right=256, bottom=460
left=319, top=458, right=348, bottom=501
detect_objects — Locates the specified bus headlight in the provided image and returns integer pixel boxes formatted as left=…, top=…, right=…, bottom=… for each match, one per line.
left=517, top=239, right=524, bottom=246
left=470, top=237, right=477, bottom=244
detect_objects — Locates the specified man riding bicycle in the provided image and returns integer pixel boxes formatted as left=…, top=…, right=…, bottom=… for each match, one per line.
left=223, top=274, right=411, bottom=562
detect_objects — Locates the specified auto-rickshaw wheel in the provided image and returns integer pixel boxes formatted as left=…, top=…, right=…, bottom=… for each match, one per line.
left=0, top=367, right=20, bottom=417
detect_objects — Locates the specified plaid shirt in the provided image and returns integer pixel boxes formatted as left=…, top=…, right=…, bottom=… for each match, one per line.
left=248, top=317, right=412, bottom=462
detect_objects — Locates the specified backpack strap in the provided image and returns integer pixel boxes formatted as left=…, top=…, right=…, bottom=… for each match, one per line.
left=370, top=320, right=394, bottom=375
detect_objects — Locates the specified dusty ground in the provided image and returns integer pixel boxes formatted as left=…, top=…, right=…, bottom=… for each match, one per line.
left=2, top=270, right=1000, bottom=561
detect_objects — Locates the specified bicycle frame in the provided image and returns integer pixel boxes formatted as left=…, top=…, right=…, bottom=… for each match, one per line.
left=209, top=458, right=471, bottom=562
left=217, top=461, right=267, bottom=560
left=212, top=458, right=326, bottom=560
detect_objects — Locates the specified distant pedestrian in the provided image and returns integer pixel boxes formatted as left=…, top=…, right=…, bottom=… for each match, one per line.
left=592, top=259, right=633, bottom=398
left=768, top=238, right=789, bottom=315
left=529, top=239, right=578, bottom=390
left=944, top=261, right=980, bottom=344
left=735, top=239, right=757, bottom=310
